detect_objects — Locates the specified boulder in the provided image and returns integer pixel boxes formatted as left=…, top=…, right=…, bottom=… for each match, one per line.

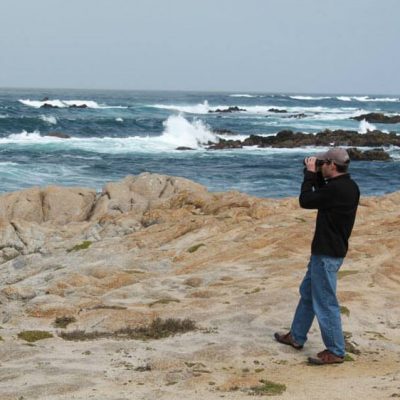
left=352, top=113, right=400, bottom=123
left=210, top=106, right=246, bottom=113
left=44, top=132, right=71, bottom=139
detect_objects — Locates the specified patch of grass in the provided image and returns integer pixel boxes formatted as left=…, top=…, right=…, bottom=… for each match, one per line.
left=187, top=243, right=205, bottom=253
left=0, top=335, right=3, bottom=341
left=338, top=270, right=359, bottom=279
left=148, top=298, right=181, bottom=307
left=59, top=318, right=196, bottom=341
left=340, top=306, right=350, bottom=317
left=255, top=368, right=265, bottom=373
left=248, top=379, right=286, bottom=396
left=67, top=240, right=92, bottom=253
left=54, top=316, right=76, bottom=328
left=18, top=330, right=53, bottom=342
left=344, top=354, right=354, bottom=362
left=245, top=287, right=261, bottom=295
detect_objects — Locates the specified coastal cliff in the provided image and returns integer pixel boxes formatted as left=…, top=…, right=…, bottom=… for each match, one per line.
left=1, top=173, right=399, bottom=399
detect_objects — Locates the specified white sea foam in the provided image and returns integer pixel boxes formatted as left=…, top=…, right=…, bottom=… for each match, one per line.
left=152, top=102, right=361, bottom=118
left=116, top=117, right=124, bottom=122
left=230, top=94, right=258, bottom=98
left=290, top=95, right=331, bottom=100
left=358, top=120, right=376, bottom=134
left=337, top=96, right=399, bottom=102
left=160, top=114, right=218, bottom=148
left=19, top=99, right=127, bottom=109
left=152, top=100, right=211, bottom=114
left=40, top=115, right=57, bottom=124
left=0, top=116, right=218, bottom=152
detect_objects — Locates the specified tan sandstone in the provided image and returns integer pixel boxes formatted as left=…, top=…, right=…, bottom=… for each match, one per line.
left=0, top=172, right=399, bottom=400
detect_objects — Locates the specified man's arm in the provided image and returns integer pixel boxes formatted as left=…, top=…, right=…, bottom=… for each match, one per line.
left=299, top=157, right=330, bottom=209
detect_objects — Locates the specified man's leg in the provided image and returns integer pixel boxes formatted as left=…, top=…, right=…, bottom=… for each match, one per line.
left=290, top=257, right=315, bottom=346
left=310, top=255, right=345, bottom=357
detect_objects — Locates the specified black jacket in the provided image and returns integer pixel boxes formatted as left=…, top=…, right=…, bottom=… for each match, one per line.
left=299, top=170, right=360, bottom=258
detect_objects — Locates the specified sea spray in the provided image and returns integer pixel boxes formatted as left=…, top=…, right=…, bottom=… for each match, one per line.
left=160, top=114, right=218, bottom=148
left=358, top=119, right=376, bottom=134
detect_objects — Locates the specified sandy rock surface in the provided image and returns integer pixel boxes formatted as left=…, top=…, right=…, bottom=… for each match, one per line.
left=0, top=173, right=399, bottom=399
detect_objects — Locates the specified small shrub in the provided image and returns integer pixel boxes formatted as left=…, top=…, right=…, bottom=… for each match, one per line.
left=67, top=241, right=92, bottom=253
left=18, top=330, right=53, bottom=342
left=54, top=316, right=76, bottom=328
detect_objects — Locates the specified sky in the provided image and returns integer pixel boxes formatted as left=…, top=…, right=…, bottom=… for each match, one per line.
left=0, top=0, right=399, bottom=94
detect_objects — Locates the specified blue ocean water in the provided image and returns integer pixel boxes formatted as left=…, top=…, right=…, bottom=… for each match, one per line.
left=1, top=88, right=399, bottom=198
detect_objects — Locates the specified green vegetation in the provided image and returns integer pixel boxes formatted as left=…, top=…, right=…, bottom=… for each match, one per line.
left=187, top=243, right=205, bottom=253
left=67, top=240, right=92, bottom=253
left=344, top=354, right=354, bottom=362
left=148, top=298, right=181, bottom=307
left=54, top=316, right=76, bottom=328
left=340, top=306, right=350, bottom=317
left=0, top=335, right=3, bottom=341
left=248, top=379, right=286, bottom=396
left=59, top=318, right=196, bottom=341
left=18, top=330, right=53, bottom=342
left=245, top=287, right=262, bottom=295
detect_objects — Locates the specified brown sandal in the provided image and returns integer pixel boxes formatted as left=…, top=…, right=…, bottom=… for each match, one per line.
left=308, top=350, right=344, bottom=365
left=274, top=332, right=303, bottom=350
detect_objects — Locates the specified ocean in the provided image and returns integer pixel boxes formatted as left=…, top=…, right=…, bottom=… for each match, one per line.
left=1, top=88, right=399, bottom=198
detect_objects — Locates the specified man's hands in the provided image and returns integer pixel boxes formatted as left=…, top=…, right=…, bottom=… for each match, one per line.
left=304, top=156, right=317, bottom=173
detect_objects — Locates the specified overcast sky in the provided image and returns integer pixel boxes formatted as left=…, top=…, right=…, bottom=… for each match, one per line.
left=0, top=0, right=398, bottom=94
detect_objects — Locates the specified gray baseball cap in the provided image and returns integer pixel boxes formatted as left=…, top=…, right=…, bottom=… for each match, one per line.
left=316, top=148, right=350, bottom=166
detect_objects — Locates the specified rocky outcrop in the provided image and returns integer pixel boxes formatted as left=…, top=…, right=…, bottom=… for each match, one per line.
left=347, top=147, right=392, bottom=161
left=209, top=106, right=246, bottom=113
left=0, top=173, right=211, bottom=264
left=352, top=113, right=400, bottom=123
left=0, top=174, right=399, bottom=399
left=208, top=129, right=398, bottom=159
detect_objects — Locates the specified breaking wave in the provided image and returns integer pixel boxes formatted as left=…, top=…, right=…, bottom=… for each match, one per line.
left=19, top=99, right=128, bottom=109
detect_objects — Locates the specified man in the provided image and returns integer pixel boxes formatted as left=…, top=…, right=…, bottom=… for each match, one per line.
left=274, top=148, right=360, bottom=365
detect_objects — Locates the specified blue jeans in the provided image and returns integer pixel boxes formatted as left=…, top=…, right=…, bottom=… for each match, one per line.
left=290, top=254, right=345, bottom=357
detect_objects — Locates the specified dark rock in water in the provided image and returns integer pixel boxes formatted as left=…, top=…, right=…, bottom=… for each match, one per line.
left=347, top=148, right=392, bottom=161
left=291, top=113, right=307, bottom=119
left=69, top=104, right=88, bottom=109
left=213, top=128, right=238, bottom=136
left=210, top=106, right=246, bottom=113
left=268, top=108, right=287, bottom=113
left=41, top=103, right=59, bottom=109
left=352, top=113, right=400, bottom=123
left=44, top=132, right=71, bottom=139
left=40, top=97, right=49, bottom=102
left=206, top=129, right=399, bottom=158
left=207, top=138, right=243, bottom=150
left=176, top=146, right=195, bottom=151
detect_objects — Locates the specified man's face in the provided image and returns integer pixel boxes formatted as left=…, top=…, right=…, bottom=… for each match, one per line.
left=320, top=160, right=335, bottom=178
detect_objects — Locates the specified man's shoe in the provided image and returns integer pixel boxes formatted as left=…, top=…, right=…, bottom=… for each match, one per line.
left=308, top=350, right=344, bottom=365
left=274, top=332, right=303, bottom=350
